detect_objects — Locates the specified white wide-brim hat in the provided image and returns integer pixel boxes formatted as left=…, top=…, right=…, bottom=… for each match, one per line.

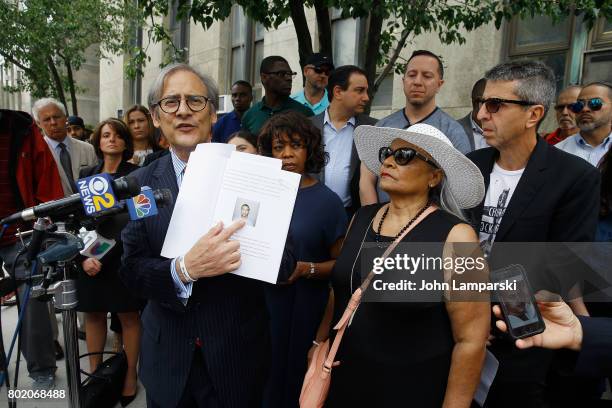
left=354, top=124, right=485, bottom=209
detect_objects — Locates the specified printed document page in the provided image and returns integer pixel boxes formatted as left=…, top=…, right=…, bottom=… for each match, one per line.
left=212, top=152, right=300, bottom=283
left=161, top=144, right=300, bottom=284
left=161, top=143, right=234, bottom=257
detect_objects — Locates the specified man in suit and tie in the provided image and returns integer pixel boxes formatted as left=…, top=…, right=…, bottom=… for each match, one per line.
left=466, top=60, right=600, bottom=408
left=120, top=63, right=272, bottom=407
left=310, top=65, right=376, bottom=216
left=32, top=98, right=97, bottom=196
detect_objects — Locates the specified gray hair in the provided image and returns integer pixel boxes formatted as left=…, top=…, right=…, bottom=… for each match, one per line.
left=32, top=98, right=66, bottom=123
left=485, top=60, right=556, bottom=118
left=147, top=63, right=219, bottom=117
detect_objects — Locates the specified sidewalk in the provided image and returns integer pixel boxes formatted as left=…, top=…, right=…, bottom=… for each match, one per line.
left=0, top=304, right=146, bottom=408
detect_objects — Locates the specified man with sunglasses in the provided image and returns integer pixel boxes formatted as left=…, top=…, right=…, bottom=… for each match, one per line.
left=292, top=53, right=334, bottom=115
left=465, top=60, right=600, bottom=408
left=543, top=85, right=582, bottom=145
left=242, top=55, right=314, bottom=135
left=555, top=82, right=612, bottom=167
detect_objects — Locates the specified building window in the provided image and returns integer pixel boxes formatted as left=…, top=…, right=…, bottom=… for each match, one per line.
left=331, top=8, right=362, bottom=66
left=508, top=15, right=573, bottom=93
left=167, top=0, right=189, bottom=63
left=229, top=5, right=265, bottom=99
left=371, top=74, right=393, bottom=110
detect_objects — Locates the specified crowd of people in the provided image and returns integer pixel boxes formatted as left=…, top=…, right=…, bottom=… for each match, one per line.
left=0, top=47, right=611, bottom=408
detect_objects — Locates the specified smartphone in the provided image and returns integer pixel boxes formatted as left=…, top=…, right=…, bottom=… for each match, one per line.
left=492, top=264, right=545, bottom=340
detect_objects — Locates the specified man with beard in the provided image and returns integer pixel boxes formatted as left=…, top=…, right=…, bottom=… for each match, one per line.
left=292, top=53, right=334, bottom=115
left=543, top=85, right=582, bottom=145
left=359, top=49, right=470, bottom=204
left=556, top=82, right=612, bottom=166
left=241, top=56, right=314, bottom=135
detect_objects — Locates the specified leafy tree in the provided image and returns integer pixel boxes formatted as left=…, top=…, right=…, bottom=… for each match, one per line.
left=139, top=0, right=611, bottom=106
left=0, top=0, right=138, bottom=115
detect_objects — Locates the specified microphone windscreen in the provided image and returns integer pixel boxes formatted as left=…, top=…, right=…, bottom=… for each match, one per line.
left=113, top=176, right=141, bottom=199
left=154, top=189, right=174, bottom=208
left=96, top=212, right=130, bottom=239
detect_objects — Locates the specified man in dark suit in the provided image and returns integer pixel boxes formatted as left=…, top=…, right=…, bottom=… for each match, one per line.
left=310, top=65, right=376, bottom=215
left=458, top=78, right=487, bottom=151
left=121, top=63, right=271, bottom=407
left=465, top=60, right=600, bottom=408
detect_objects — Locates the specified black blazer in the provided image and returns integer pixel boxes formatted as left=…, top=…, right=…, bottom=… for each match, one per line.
left=575, top=316, right=612, bottom=377
left=310, top=112, right=377, bottom=212
left=465, top=137, right=601, bottom=383
left=120, top=154, right=271, bottom=407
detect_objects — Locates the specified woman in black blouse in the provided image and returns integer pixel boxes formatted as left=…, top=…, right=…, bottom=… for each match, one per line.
left=78, top=118, right=142, bottom=406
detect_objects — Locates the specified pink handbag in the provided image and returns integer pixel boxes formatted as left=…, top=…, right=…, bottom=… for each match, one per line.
left=299, top=206, right=437, bottom=408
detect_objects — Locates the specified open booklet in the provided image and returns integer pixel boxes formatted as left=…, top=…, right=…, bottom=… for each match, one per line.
left=161, top=143, right=301, bottom=284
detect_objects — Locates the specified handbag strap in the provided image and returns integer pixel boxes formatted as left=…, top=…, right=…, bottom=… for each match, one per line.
left=321, top=205, right=437, bottom=372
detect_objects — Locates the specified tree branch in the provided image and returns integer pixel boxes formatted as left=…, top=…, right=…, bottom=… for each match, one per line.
left=289, top=0, right=313, bottom=69
left=373, top=28, right=411, bottom=94
left=313, top=0, right=332, bottom=57
left=47, top=56, right=68, bottom=113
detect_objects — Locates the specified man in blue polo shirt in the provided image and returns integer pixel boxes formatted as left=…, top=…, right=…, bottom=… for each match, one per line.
left=212, top=80, right=253, bottom=143
left=291, top=53, right=334, bottom=115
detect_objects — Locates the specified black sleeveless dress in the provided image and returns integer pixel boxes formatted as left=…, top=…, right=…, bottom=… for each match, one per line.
left=327, top=204, right=463, bottom=408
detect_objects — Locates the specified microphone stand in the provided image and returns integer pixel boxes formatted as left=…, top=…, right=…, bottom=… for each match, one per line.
left=28, top=220, right=81, bottom=408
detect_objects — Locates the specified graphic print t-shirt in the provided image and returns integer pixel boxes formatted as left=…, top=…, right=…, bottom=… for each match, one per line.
left=479, top=163, right=524, bottom=256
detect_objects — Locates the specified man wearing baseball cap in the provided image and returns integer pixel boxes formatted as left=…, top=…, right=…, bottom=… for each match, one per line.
left=291, top=53, right=335, bottom=115
left=66, top=115, right=87, bottom=141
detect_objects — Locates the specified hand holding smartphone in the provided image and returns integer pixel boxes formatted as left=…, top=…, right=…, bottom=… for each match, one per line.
left=492, top=264, right=545, bottom=340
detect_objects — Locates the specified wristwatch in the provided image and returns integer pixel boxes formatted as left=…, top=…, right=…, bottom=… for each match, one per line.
left=308, top=262, right=315, bottom=278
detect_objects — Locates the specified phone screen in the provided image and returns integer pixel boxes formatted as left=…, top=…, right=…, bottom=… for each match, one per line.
left=493, top=265, right=545, bottom=339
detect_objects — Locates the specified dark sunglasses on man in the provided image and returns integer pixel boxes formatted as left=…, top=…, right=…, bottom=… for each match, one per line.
left=570, top=97, right=606, bottom=114
left=379, top=146, right=440, bottom=169
left=476, top=97, right=537, bottom=114
left=265, top=70, right=297, bottom=79
left=312, top=67, right=332, bottom=76
left=554, top=103, right=577, bottom=113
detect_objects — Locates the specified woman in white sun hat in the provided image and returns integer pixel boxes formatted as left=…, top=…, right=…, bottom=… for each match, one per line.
left=309, top=124, right=489, bottom=407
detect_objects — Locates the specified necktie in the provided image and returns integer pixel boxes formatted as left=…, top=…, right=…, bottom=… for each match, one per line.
left=58, top=142, right=76, bottom=193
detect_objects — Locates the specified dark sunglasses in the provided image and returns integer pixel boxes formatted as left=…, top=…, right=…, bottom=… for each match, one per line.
left=477, top=97, right=537, bottom=114
left=378, top=147, right=440, bottom=169
left=313, top=67, right=332, bottom=76
left=570, top=98, right=606, bottom=113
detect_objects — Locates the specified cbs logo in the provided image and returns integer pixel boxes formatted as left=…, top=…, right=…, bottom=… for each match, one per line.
left=89, top=175, right=116, bottom=211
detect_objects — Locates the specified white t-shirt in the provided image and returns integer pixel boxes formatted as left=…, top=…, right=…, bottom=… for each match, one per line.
left=479, top=163, right=525, bottom=256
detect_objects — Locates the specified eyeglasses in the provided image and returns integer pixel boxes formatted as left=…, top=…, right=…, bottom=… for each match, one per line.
left=570, top=98, right=606, bottom=113
left=477, top=97, right=538, bottom=114
left=265, top=71, right=297, bottom=79
left=155, top=95, right=210, bottom=114
left=554, top=103, right=576, bottom=112
left=313, top=67, right=332, bottom=76
left=378, top=147, right=440, bottom=169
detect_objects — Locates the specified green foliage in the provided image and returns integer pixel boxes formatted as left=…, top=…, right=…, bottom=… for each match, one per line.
left=0, top=0, right=138, bottom=110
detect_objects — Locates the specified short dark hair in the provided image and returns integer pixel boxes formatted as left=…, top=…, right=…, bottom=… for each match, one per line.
left=232, top=80, right=253, bottom=91
left=91, top=118, right=134, bottom=162
left=406, top=50, right=444, bottom=79
left=583, top=81, right=612, bottom=100
left=327, top=65, right=368, bottom=102
left=260, top=56, right=289, bottom=74
left=227, top=130, right=257, bottom=148
left=471, top=78, right=487, bottom=101
left=257, top=111, right=327, bottom=174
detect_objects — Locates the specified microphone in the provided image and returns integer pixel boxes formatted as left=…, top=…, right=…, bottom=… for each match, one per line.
left=0, top=176, right=141, bottom=225
left=79, top=189, right=172, bottom=260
